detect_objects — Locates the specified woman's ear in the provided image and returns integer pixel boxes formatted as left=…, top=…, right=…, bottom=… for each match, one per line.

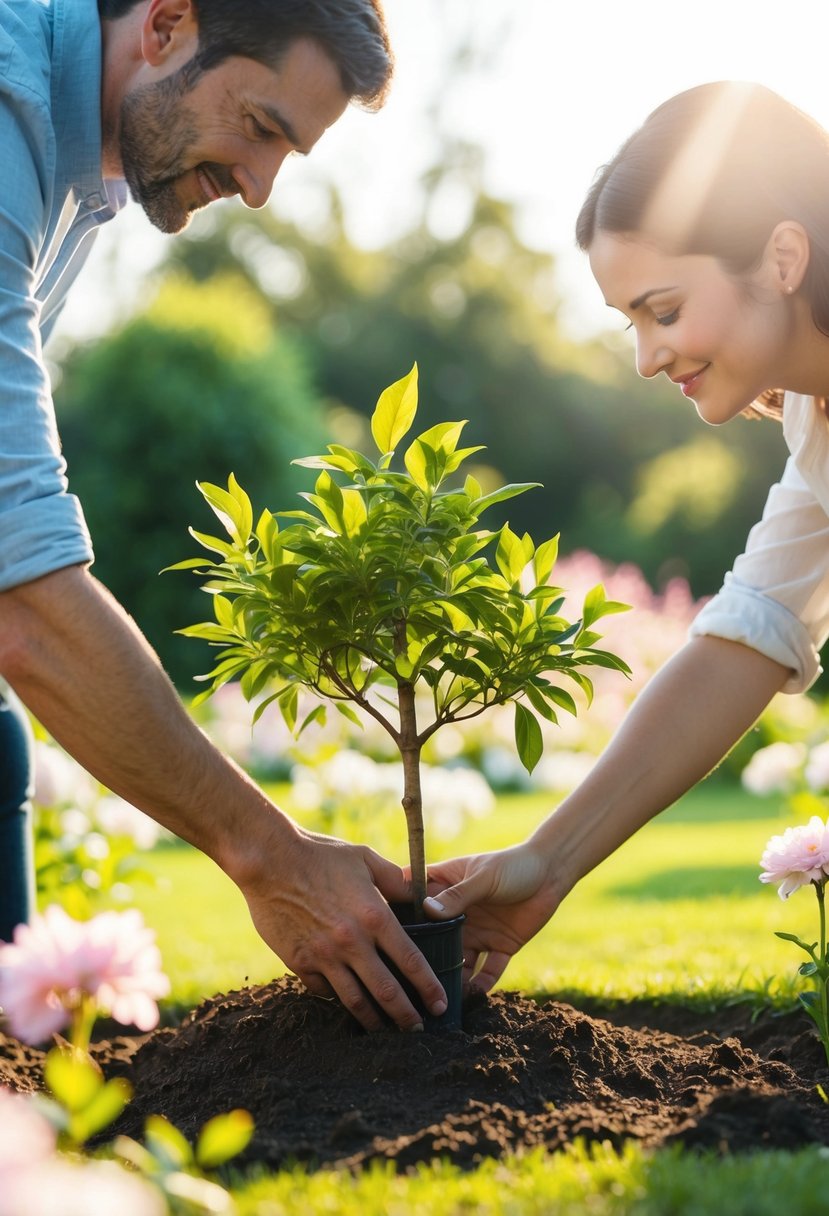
left=764, top=221, right=810, bottom=296
left=140, top=0, right=198, bottom=67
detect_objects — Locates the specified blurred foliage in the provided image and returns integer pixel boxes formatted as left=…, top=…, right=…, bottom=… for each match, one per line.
left=163, top=183, right=788, bottom=598
left=55, top=169, right=791, bottom=690
left=56, top=273, right=327, bottom=685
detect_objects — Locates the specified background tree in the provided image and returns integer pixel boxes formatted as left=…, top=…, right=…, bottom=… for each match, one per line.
left=162, top=184, right=788, bottom=597
left=56, top=274, right=327, bottom=686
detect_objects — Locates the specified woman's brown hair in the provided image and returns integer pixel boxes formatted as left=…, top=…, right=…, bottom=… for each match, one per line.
left=575, top=82, right=829, bottom=419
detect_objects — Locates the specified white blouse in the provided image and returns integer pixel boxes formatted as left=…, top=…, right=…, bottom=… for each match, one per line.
left=690, top=392, right=829, bottom=692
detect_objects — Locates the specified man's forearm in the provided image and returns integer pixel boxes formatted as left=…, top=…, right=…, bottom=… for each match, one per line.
left=534, top=636, right=790, bottom=895
left=0, top=564, right=294, bottom=881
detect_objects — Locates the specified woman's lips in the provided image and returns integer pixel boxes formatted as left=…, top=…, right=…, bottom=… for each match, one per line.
left=677, top=366, right=709, bottom=397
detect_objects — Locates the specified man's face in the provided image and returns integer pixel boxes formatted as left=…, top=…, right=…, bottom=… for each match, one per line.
left=118, top=38, right=349, bottom=234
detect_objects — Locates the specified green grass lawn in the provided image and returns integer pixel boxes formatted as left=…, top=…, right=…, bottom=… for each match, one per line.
left=126, top=780, right=811, bottom=1013
left=114, top=780, right=829, bottom=1213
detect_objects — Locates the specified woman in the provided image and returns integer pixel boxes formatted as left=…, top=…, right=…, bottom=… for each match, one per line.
left=423, top=81, right=829, bottom=992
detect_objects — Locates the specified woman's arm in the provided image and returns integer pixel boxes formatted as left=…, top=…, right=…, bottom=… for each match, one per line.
left=424, top=635, right=789, bottom=990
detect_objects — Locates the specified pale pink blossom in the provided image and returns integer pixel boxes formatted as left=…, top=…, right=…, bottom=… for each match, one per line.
left=805, top=741, right=829, bottom=793
left=1, top=1158, right=164, bottom=1216
left=0, top=906, right=170, bottom=1043
left=759, top=816, right=829, bottom=899
left=741, top=741, right=807, bottom=797
left=0, top=1090, right=55, bottom=1180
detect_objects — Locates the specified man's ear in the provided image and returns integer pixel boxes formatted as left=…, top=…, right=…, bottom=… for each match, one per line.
left=140, top=0, right=198, bottom=67
left=764, top=221, right=810, bottom=296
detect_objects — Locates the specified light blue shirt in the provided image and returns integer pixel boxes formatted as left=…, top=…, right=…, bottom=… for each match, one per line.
left=0, top=0, right=127, bottom=591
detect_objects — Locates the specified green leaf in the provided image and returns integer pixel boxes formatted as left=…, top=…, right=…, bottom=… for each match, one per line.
left=297, top=704, right=327, bottom=738
left=69, top=1077, right=132, bottom=1143
left=279, top=684, right=298, bottom=733
left=403, top=438, right=431, bottom=492
left=799, top=961, right=819, bottom=976
left=463, top=474, right=482, bottom=500
left=227, top=473, right=254, bottom=544
left=197, top=477, right=253, bottom=547
left=341, top=488, right=368, bottom=537
left=525, top=682, right=559, bottom=724
left=45, top=1047, right=102, bottom=1112
left=775, top=931, right=815, bottom=953
left=415, top=420, right=466, bottom=455
left=532, top=535, right=559, bottom=585
left=145, top=1114, right=194, bottom=1170
left=514, top=702, right=543, bottom=774
left=371, top=363, right=419, bottom=455
left=335, top=702, right=364, bottom=728
left=188, top=528, right=236, bottom=559
left=495, top=526, right=526, bottom=584
left=474, top=482, right=542, bottom=515
left=195, top=1109, right=255, bottom=1169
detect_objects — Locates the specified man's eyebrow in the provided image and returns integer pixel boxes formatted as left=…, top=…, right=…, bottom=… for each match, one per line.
left=257, top=103, right=308, bottom=154
left=629, top=286, right=677, bottom=311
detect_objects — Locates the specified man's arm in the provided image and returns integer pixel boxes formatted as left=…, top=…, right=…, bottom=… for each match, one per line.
left=0, top=564, right=448, bottom=1029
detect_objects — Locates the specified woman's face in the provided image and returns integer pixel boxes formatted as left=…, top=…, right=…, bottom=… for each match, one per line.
left=588, top=231, right=792, bottom=425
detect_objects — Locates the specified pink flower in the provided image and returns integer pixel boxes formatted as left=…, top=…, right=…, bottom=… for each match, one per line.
left=0, top=1090, right=55, bottom=1181
left=1, top=1159, right=165, bottom=1216
left=0, top=906, right=170, bottom=1044
left=759, top=816, right=829, bottom=899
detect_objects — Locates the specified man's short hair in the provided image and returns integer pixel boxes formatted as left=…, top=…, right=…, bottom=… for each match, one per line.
left=98, top=0, right=393, bottom=110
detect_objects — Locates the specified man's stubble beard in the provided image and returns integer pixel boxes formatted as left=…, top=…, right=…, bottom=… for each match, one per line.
left=118, top=67, right=201, bottom=234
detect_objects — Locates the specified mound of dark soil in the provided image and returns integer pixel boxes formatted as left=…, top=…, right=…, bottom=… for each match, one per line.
left=3, top=977, right=829, bottom=1170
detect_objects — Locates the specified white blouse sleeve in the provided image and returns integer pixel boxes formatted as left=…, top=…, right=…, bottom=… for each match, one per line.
left=689, top=456, right=829, bottom=693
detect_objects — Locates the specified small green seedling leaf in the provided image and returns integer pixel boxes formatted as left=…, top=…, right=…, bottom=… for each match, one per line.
left=514, top=702, right=543, bottom=774
left=371, top=363, right=419, bottom=455
left=196, top=1109, right=255, bottom=1169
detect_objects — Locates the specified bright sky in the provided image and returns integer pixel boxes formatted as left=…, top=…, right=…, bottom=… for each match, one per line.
left=59, top=0, right=829, bottom=345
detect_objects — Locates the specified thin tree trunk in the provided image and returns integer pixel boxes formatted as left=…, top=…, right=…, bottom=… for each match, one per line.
left=397, top=678, right=426, bottom=910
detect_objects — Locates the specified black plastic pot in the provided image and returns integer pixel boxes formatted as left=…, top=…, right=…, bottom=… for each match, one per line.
left=388, top=902, right=465, bottom=1031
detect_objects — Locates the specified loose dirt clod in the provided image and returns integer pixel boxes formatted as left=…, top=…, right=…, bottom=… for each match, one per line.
left=3, top=977, right=828, bottom=1169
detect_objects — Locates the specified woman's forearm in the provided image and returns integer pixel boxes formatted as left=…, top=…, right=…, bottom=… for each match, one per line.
left=533, top=635, right=790, bottom=896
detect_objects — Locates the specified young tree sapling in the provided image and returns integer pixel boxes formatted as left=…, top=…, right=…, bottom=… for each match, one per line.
left=172, top=364, right=630, bottom=912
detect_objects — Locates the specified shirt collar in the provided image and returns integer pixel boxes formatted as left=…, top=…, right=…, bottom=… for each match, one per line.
left=49, top=0, right=116, bottom=212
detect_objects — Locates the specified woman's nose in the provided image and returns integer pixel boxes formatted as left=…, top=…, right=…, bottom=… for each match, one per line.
left=635, top=331, right=673, bottom=379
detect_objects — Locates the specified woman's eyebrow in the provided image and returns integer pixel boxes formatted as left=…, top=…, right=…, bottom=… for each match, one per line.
left=629, top=286, right=678, bottom=310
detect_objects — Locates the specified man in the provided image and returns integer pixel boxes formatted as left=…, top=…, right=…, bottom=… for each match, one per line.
left=0, top=0, right=448, bottom=1032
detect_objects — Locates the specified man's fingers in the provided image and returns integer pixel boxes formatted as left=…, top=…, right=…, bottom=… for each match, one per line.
left=375, top=917, right=448, bottom=1024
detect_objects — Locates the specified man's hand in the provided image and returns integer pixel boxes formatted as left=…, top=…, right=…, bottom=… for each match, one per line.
left=239, top=828, right=448, bottom=1032
left=0, top=567, right=446, bottom=1033
left=420, top=843, right=560, bottom=993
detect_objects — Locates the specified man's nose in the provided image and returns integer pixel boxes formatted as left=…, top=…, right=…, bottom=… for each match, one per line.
left=233, top=148, right=289, bottom=210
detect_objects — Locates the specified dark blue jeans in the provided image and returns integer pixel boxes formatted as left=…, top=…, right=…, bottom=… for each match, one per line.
left=0, top=688, right=34, bottom=941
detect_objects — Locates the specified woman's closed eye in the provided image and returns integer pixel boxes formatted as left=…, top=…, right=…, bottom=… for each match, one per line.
left=624, top=307, right=680, bottom=332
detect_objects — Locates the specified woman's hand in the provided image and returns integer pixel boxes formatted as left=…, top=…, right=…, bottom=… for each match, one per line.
left=421, top=843, right=561, bottom=992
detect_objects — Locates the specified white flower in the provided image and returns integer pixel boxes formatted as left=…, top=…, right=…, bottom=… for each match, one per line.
left=805, top=742, right=829, bottom=793
left=1, top=1159, right=165, bottom=1216
left=741, top=742, right=806, bottom=796
left=94, top=796, right=162, bottom=850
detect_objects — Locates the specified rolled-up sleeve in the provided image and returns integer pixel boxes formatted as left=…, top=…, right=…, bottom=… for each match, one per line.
left=0, top=75, right=93, bottom=592
left=689, top=457, right=829, bottom=693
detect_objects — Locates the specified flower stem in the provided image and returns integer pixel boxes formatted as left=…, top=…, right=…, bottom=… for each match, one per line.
left=816, top=881, right=829, bottom=1068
